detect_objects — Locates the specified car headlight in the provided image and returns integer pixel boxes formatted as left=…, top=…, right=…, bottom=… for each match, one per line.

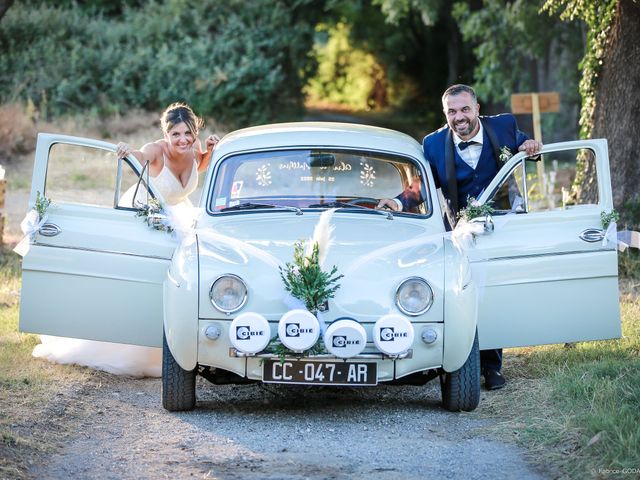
left=209, top=274, right=248, bottom=313
left=395, top=277, right=433, bottom=316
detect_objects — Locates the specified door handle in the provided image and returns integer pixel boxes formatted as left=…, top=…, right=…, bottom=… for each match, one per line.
left=579, top=228, right=604, bottom=243
left=39, top=223, right=61, bottom=237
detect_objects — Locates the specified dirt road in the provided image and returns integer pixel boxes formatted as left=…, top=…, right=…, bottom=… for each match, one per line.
left=28, top=373, right=548, bottom=480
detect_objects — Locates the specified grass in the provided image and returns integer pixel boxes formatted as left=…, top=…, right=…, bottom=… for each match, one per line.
left=0, top=246, right=90, bottom=479
left=479, top=282, right=640, bottom=478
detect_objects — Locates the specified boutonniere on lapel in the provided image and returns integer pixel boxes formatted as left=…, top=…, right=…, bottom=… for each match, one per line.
left=499, top=146, right=513, bottom=164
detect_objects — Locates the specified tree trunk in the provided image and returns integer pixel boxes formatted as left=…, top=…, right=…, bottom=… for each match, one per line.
left=0, top=0, right=14, bottom=22
left=590, top=0, right=640, bottom=226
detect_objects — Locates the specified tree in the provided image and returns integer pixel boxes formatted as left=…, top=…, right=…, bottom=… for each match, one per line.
left=453, top=0, right=584, bottom=141
left=0, top=0, right=13, bottom=21
left=0, top=0, right=325, bottom=127
left=545, top=0, right=640, bottom=226
left=590, top=0, right=640, bottom=224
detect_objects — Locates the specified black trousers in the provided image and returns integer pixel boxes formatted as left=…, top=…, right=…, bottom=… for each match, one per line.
left=480, top=348, right=503, bottom=372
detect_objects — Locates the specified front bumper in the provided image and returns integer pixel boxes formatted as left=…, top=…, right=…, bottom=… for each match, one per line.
left=197, top=319, right=444, bottom=382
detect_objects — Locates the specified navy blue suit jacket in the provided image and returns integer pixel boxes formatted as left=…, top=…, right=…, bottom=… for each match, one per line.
left=422, top=114, right=529, bottom=214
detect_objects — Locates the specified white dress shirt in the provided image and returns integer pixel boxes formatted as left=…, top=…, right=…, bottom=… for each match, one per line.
left=454, top=123, right=484, bottom=170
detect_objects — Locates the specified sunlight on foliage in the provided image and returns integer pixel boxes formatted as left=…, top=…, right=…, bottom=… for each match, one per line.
left=304, top=23, right=389, bottom=111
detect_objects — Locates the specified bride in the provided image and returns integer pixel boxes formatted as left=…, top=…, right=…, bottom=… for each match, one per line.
left=32, top=103, right=220, bottom=377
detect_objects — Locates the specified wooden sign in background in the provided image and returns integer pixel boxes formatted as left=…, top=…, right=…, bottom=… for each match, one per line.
left=511, top=92, right=560, bottom=115
left=510, top=92, right=561, bottom=199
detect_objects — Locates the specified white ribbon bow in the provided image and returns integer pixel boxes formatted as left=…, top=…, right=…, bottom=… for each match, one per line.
left=451, top=219, right=487, bottom=251
left=13, top=210, right=47, bottom=257
left=603, top=221, right=640, bottom=252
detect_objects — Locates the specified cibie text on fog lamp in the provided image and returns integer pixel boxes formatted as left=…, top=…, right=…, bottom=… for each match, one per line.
left=228, top=312, right=271, bottom=354
left=278, top=309, right=320, bottom=353
left=395, top=277, right=433, bottom=316
left=209, top=274, right=248, bottom=314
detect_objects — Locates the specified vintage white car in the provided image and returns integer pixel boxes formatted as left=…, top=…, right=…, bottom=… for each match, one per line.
left=20, top=123, right=621, bottom=412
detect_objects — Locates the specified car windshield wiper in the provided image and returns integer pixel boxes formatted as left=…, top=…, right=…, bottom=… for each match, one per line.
left=220, top=202, right=302, bottom=215
left=308, top=201, right=393, bottom=220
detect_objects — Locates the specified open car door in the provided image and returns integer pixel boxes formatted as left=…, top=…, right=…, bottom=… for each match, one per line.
left=19, top=133, right=179, bottom=347
left=468, top=139, right=621, bottom=349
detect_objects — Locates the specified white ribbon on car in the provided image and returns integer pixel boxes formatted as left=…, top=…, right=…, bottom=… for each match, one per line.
left=13, top=210, right=47, bottom=257
left=602, top=222, right=640, bottom=252
left=450, top=219, right=487, bottom=251
left=163, top=204, right=203, bottom=241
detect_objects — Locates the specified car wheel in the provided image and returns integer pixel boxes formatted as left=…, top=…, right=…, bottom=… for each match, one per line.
left=162, top=330, right=196, bottom=411
left=440, top=329, right=480, bottom=412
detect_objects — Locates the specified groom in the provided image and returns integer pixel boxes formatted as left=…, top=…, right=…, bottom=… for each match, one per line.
left=378, top=84, right=543, bottom=390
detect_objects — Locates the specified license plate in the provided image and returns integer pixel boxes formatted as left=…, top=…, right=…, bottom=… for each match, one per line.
left=262, top=359, right=377, bottom=386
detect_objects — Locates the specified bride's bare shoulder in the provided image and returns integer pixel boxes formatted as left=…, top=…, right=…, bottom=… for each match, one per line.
left=140, top=141, right=165, bottom=159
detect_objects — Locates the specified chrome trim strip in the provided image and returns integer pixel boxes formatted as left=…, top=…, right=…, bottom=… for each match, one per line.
left=32, top=242, right=172, bottom=261
left=229, top=348, right=413, bottom=360
left=470, top=249, right=614, bottom=263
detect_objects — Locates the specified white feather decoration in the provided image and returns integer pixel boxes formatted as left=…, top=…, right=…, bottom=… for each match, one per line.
left=306, top=208, right=336, bottom=269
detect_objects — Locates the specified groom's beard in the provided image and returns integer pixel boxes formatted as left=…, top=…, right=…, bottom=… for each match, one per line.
left=453, top=117, right=479, bottom=138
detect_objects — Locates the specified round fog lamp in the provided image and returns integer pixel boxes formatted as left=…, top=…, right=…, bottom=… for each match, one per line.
left=373, top=314, right=414, bottom=356
left=229, top=312, right=270, bottom=354
left=395, top=277, right=433, bottom=316
left=278, top=310, right=320, bottom=352
left=210, top=274, right=247, bottom=313
left=323, top=318, right=367, bottom=359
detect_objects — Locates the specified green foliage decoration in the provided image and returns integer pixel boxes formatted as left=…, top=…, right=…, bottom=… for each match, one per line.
left=457, top=196, right=494, bottom=222
left=600, top=209, right=620, bottom=230
left=279, top=240, right=343, bottom=313
left=266, top=336, right=326, bottom=364
left=34, top=191, right=52, bottom=220
left=135, top=198, right=173, bottom=233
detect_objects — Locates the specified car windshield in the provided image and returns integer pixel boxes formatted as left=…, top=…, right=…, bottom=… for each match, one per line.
left=208, top=149, right=430, bottom=216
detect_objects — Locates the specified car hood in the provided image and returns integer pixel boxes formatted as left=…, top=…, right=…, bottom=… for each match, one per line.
left=195, top=212, right=447, bottom=321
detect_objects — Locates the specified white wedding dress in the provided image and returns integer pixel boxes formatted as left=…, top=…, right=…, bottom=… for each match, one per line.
left=32, top=157, right=199, bottom=378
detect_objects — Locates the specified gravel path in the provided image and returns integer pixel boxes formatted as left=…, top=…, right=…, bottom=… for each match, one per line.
left=30, top=375, right=548, bottom=480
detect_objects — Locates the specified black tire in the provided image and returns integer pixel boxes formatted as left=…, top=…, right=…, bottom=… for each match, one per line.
left=162, top=331, right=196, bottom=411
left=440, top=329, right=481, bottom=412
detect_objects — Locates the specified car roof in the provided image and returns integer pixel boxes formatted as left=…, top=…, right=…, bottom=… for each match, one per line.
left=214, top=122, right=425, bottom=161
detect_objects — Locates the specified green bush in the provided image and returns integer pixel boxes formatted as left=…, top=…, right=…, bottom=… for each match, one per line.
left=0, top=0, right=322, bottom=127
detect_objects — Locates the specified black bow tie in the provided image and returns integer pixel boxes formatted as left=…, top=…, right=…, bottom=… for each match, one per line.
left=458, top=141, right=479, bottom=150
